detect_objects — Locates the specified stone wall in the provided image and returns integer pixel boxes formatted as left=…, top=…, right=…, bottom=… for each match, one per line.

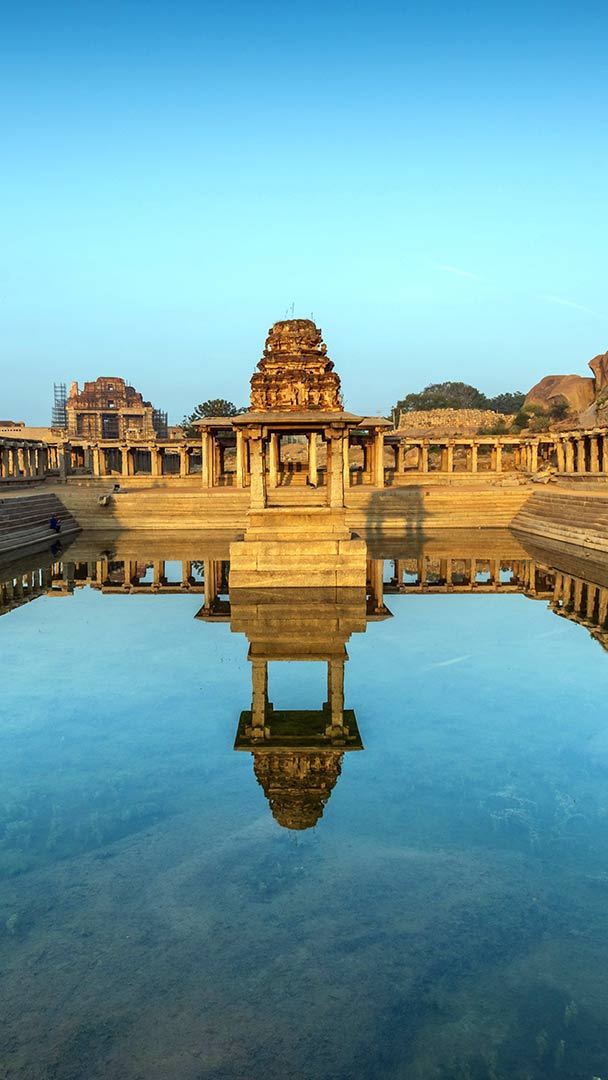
left=397, top=409, right=514, bottom=437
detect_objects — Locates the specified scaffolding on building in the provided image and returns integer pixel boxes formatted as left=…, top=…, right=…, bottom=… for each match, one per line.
left=152, top=409, right=168, bottom=439
left=52, top=383, right=67, bottom=429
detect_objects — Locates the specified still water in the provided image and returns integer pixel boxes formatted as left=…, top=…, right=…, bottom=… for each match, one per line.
left=2, top=536, right=608, bottom=1079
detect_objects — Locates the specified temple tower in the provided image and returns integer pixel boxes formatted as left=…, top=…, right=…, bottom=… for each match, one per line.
left=229, top=319, right=368, bottom=589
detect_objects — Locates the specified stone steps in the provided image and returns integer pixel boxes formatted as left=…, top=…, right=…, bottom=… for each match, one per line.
left=512, top=490, right=608, bottom=555
left=0, top=494, right=80, bottom=556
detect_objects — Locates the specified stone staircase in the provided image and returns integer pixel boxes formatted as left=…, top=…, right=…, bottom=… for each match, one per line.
left=229, top=508, right=367, bottom=589
left=346, top=486, right=532, bottom=532
left=513, top=488, right=608, bottom=555
left=0, top=493, right=80, bottom=556
left=55, top=483, right=249, bottom=532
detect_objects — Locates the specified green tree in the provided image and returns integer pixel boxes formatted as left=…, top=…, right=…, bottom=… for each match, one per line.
left=181, top=399, right=242, bottom=436
left=393, top=382, right=489, bottom=418
left=487, top=391, right=526, bottom=414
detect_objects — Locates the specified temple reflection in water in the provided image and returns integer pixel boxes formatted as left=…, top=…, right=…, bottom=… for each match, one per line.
left=3, top=532, right=608, bottom=828
left=229, top=588, right=376, bottom=830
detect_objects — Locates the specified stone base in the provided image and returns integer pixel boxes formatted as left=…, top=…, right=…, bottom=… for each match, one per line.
left=229, top=508, right=367, bottom=589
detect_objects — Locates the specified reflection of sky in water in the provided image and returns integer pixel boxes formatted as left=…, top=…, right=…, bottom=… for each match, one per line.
left=2, top=586, right=608, bottom=1079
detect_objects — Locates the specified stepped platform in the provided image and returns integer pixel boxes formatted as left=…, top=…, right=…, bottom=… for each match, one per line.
left=512, top=485, right=608, bottom=556
left=0, top=492, right=80, bottom=557
left=230, top=508, right=367, bottom=589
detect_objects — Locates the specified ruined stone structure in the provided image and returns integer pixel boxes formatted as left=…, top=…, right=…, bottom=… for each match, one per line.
left=66, top=377, right=166, bottom=440
left=250, top=319, right=342, bottom=412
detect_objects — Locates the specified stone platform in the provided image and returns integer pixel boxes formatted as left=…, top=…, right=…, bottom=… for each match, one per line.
left=229, top=508, right=367, bottom=589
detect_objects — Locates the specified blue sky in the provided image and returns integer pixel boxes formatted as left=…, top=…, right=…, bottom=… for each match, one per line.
left=1, top=1, right=607, bottom=423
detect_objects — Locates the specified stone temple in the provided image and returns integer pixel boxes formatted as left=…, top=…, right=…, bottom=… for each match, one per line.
left=250, top=319, right=342, bottom=412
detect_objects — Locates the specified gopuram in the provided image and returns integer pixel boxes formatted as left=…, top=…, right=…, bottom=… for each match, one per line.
left=228, top=319, right=371, bottom=589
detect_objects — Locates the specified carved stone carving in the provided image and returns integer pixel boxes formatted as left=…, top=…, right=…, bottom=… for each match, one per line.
left=252, top=750, right=343, bottom=830
left=250, top=319, right=342, bottom=412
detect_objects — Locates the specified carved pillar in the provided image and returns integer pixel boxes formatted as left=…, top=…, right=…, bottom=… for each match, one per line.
left=374, top=429, right=385, bottom=487
left=576, top=438, right=586, bottom=474
left=565, top=439, right=575, bottom=473
left=420, top=444, right=429, bottom=472
left=445, top=443, right=454, bottom=473
left=248, top=431, right=267, bottom=510
left=268, top=433, right=279, bottom=488
left=369, top=558, right=384, bottom=611
left=180, top=446, right=189, bottom=478
left=120, top=447, right=129, bottom=477
left=326, top=658, right=346, bottom=733
left=204, top=559, right=218, bottom=610
left=343, top=432, right=351, bottom=491
left=308, top=432, right=318, bottom=487
left=495, top=443, right=503, bottom=473
left=556, top=440, right=566, bottom=472
left=470, top=443, right=478, bottom=473
left=251, top=658, right=269, bottom=734
left=201, top=430, right=214, bottom=488
left=590, top=436, right=600, bottom=473
left=235, top=430, right=244, bottom=488
left=326, top=430, right=345, bottom=508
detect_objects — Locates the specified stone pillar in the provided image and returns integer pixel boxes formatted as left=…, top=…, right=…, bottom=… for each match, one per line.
left=397, top=441, right=406, bottom=473
left=529, top=443, right=538, bottom=473
left=495, top=443, right=503, bottom=473
left=204, top=559, right=218, bottom=610
left=235, top=431, right=244, bottom=488
left=152, top=561, right=166, bottom=588
left=374, top=429, right=385, bottom=487
left=420, top=444, right=429, bottom=472
left=308, top=432, right=318, bottom=487
left=326, top=658, right=346, bottom=734
left=248, top=431, right=267, bottom=510
left=470, top=443, right=478, bottom=473
left=590, top=436, right=600, bottom=473
left=251, top=659, right=269, bottom=734
left=180, top=446, right=189, bottom=478
left=369, top=558, right=384, bottom=611
left=446, top=444, right=454, bottom=473
left=151, top=448, right=161, bottom=477
left=565, top=439, right=575, bottom=473
left=598, top=587, right=608, bottom=627
left=120, top=447, right=129, bottom=477
left=556, top=440, right=566, bottom=472
left=343, top=433, right=351, bottom=491
left=201, top=430, right=214, bottom=488
left=326, top=430, right=345, bottom=508
left=586, top=584, right=598, bottom=620
left=268, top=433, right=279, bottom=488
left=575, top=438, right=585, bottom=473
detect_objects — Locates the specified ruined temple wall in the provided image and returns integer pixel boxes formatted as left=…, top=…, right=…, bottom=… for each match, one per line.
left=397, top=409, right=515, bottom=437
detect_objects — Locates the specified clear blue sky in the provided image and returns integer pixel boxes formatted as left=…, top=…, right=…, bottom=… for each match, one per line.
left=1, top=1, right=607, bottom=423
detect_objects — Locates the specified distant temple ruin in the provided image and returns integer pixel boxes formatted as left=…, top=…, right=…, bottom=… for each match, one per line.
left=66, top=377, right=167, bottom=440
